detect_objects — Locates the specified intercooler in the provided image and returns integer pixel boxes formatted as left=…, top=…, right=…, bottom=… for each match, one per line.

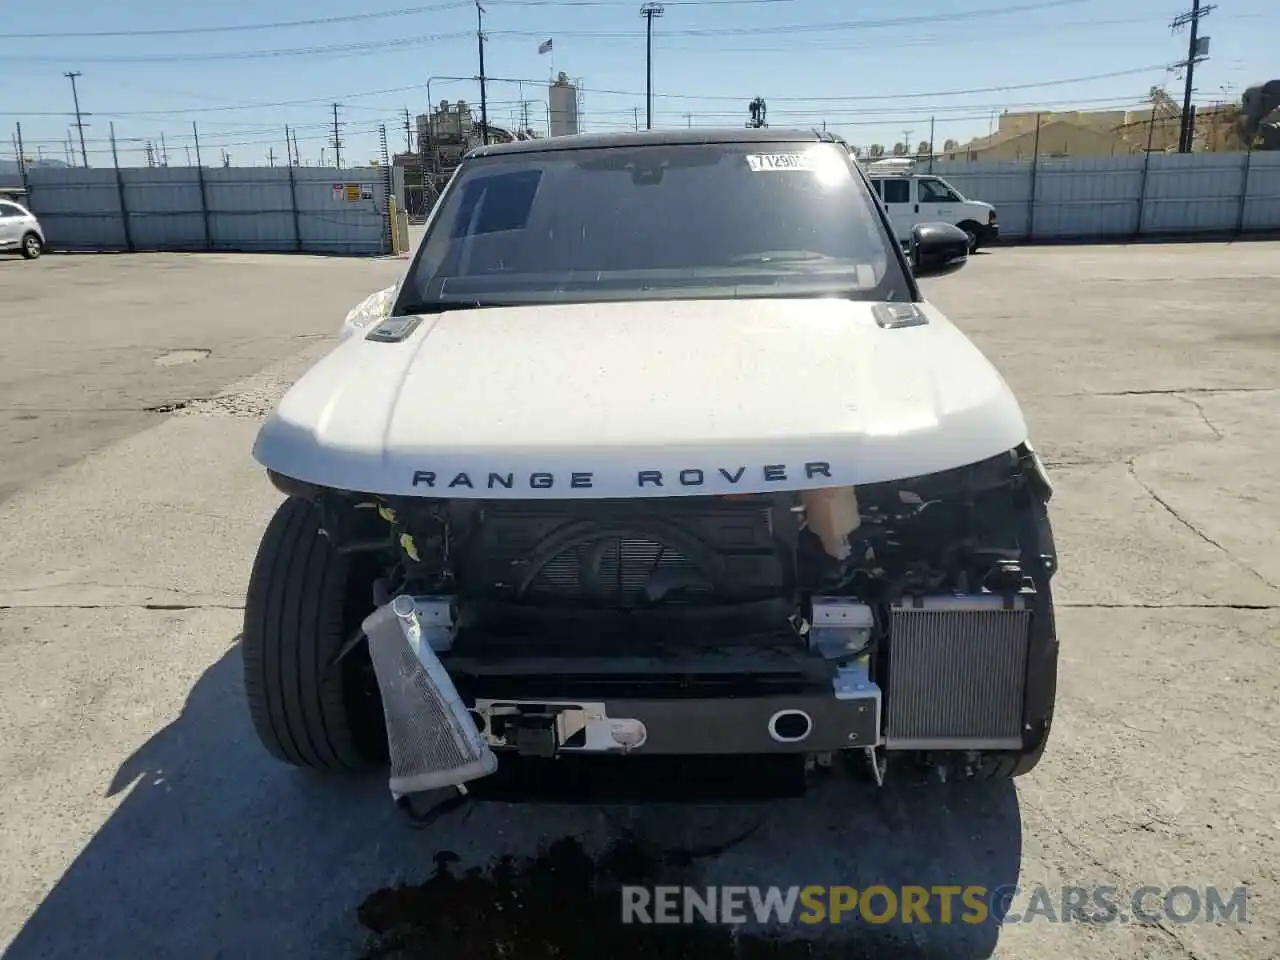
left=884, top=594, right=1032, bottom=750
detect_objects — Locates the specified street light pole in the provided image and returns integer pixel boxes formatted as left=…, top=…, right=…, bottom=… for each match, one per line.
left=639, top=3, right=664, bottom=131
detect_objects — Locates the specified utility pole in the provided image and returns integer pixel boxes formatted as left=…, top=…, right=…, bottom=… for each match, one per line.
left=684, top=112, right=692, bottom=127
left=64, top=71, right=90, bottom=167
left=633, top=107, right=640, bottom=131
left=1172, top=0, right=1214, bottom=153
left=291, top=128, right=301, bottom=167
left=268, top=147, right=276, bottom=167
left=403, top=107, right=413, bottom=152
left=330, top=103, right=344, bottom=168
left=160, top=132, right=169, bottom=166
left=640, top=3, right=664, bottom=130
left=476, top=1, right=490, bottom=145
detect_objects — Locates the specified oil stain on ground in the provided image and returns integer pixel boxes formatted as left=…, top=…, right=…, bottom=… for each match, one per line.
left=356, top=834, right=910, bottom=960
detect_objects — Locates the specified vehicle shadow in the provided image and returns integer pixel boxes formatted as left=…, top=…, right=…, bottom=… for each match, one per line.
left=3, top=641, right=1022, bottom=960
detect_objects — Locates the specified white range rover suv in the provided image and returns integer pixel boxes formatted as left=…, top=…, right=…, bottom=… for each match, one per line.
left=244, top=129, right=1057, bottom=812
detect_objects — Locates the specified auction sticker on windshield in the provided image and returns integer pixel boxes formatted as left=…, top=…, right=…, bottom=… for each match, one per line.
left=746, top=153, right=817, bottom=172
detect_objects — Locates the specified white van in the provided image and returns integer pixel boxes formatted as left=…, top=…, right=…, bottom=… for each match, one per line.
left=863, top=159, right=998, bottom=251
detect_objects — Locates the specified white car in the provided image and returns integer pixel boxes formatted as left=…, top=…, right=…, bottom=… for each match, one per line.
left=245, top=129, right=1058, bottom=810
left=0, top=198, right=44, bottom=259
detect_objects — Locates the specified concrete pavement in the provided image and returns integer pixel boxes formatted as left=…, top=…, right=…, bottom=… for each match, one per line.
left=1, top=241, right=1277, bottom=959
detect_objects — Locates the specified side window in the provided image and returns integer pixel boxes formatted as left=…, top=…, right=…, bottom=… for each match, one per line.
left=881, top=179, right=910, bottom=204
left=918, top=178, right=962, bottom=203
left=870, top=179, right=883, bottom=198
left=0, top=203, right=22, bottom=218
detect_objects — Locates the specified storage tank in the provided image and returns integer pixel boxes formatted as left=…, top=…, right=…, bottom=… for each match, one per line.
left=549, top=73, right=580, bottom=138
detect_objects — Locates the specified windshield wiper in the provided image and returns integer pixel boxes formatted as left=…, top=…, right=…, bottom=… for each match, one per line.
left=396, top=301, right=505, bottom=315
left=724, top=251, right=843, bottom=266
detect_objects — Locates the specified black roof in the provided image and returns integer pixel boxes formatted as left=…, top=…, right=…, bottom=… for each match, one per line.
left=467, top=127, right=832, bottom=159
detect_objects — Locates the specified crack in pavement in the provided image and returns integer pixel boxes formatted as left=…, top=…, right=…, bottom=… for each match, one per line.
left=1172, top=394, right=1224, bottom=440
left=1125, top=457, right=1279, bottom=592
left=1021, top=797, right=1209, bottom=960
left=1082, top=387, right=1277, bottom=397
left=1060, top=601, right=1278, bottom=610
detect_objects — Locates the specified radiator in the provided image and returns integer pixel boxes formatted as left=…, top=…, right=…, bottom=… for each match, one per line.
left=884, top=594, right=1032, bottom=750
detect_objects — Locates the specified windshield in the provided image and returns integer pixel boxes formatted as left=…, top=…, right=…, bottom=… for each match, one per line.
left=398, top=140, right=910, bottom=311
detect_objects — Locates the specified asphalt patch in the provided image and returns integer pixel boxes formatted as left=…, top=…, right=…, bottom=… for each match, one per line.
left=355, top=835, right=886, bottom=960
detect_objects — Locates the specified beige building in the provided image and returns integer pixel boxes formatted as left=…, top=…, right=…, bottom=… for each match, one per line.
left=945, top=93, right=1242, bottom=161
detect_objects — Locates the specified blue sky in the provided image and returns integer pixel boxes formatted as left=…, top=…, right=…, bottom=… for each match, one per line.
left=1, top=0, right=1273, bottom=168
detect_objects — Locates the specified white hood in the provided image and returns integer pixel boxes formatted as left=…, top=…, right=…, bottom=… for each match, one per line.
left=253, top=298, right=1028, bottom=499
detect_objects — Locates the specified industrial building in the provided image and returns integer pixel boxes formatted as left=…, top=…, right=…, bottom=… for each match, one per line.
left=395, top=74, right=581, bottom=218
left=942, top=87, right=1263, bottom=161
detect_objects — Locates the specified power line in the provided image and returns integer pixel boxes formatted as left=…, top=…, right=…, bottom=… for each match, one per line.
left=492, top=0, right=797, bottom=6
left=0, top=2, right=472, bottom=39
left=9, top=64, right=1181, bottom=126
left=0, top=0, right=1102, bottom=62
left=0, top=30, right=473, bottom=64
left=497, top=0, right=1098, bottom=38
left=3, top=84, right=436, bottom=118
left=583, top=63, right=1178, bottom=103
left=560, top=11, right=1262, bottom=53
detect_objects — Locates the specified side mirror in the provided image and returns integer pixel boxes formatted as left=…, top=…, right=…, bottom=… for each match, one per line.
left=910, top=222, right=969, bottom=278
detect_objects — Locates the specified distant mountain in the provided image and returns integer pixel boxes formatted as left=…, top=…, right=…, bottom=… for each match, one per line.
left=0, top=157, right=70, bottom=180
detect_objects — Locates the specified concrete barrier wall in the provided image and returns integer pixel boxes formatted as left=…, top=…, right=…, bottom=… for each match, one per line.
left=24, top=165, right=391, bottom=255
left=22, top=149, right=1280, bottom=252
left=926, top=150, right=1280, bottom=241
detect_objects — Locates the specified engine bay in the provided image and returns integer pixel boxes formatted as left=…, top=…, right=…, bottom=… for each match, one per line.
left=300, top=443, right=1054, bottom=655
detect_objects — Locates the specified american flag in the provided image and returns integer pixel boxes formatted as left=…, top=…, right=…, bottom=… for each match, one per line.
left=538, top=38, right=553, bottom=55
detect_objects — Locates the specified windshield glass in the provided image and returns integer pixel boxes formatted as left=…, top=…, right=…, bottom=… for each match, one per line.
left=399, top=140, right=909, bottom=311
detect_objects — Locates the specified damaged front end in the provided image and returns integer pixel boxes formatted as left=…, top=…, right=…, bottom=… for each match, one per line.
left=289, top=443, right=1057, bottom=803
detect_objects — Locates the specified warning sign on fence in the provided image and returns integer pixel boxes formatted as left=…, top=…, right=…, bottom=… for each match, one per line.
left=330, top=182, right=373, bottom=202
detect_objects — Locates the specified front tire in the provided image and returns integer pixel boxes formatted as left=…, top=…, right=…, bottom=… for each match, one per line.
left=957, top=221, right=981, bottom=252
left=21, top=233, right=42, bottom=259
left=242, top=496, right=387, bottom=771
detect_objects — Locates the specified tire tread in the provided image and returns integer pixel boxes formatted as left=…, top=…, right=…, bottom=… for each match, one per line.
left=242, top=497, right=371, bottom=770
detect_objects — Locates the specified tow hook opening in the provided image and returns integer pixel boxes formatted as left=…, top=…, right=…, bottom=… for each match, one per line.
left=767, top=709, right=813, bottom=744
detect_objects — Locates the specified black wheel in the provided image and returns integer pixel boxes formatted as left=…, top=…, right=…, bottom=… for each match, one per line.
left=242, top=496, right=388, bottom=770
left=21, top=232, right=42, bottom=260
left=957, top=221, right=982, bottom=253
